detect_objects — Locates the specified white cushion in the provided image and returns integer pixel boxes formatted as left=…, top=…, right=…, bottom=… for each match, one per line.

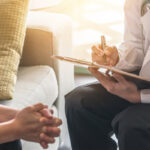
left=0, top=66, right=58, bottom=109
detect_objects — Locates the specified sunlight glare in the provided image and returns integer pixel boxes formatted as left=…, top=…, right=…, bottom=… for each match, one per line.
left=84, top=10, right=123, bottom=24
left=73, top=29, right=111, bottom=46
left=83, top=3, right=102, bottom=11
left=110, top=24, right=124, bottom=34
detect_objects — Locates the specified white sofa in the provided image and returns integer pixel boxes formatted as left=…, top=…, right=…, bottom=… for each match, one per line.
left=0, top=11, right=74, bottom=150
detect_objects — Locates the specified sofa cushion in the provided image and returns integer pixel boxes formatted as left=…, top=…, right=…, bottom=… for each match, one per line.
left=0, top=0, right=29, bottom=100
left=0, top=66, right=58, bottom=109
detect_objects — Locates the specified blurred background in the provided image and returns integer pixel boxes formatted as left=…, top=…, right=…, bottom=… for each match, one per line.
left=30, top=0, right=125, bottom=61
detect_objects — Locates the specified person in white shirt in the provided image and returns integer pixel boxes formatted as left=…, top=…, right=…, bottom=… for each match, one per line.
left=65, top=0, right=150, bottom=150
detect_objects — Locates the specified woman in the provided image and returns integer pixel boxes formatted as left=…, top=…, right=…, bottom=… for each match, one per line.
left=65, top=0, right=150, bottom=150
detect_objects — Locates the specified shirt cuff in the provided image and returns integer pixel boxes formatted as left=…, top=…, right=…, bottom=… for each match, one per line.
left=141, top=89, right=150, bottom=103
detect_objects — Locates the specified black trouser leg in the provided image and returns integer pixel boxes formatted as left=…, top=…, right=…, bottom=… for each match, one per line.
left=0, top=140, right=22, bottom=150
left=112, top=104, right=150, bottom=150
left=65, top=83, right=132, bottom=150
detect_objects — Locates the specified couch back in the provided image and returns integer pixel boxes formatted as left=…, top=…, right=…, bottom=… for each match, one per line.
left=20, top=28, right=53, bottom=67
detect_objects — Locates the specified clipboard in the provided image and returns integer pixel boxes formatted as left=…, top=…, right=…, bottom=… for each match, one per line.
left=52, top=55, right=150, bottom=89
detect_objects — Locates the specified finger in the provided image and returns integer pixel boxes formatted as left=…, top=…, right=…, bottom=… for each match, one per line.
left=92, top=45, right=104, bottom=55
left=43, top=127, right=61, bottom=137
left=40, top=133, right=55, bottom=144
left=92, top=51, right=98, bottom=58
left=106, top=56, right=111, bottom=64
left=32, top=103, right=48, bottom=112
left=104, top=49, right=112, bottom=56
left=88, top=67, right=115, bottom=86
left=98, top=44, right=102, bottom=49
left=109, top=59, right=114, bottom=66
left=112, top=46, right=118, bottom=52
left=52, top=118, right=62, bottom=126
left=92, top=52, right=102, bottom=62
left=88, top=67, right=105, bottom=80
left=92, top=51, right=109, bottom=66
left=112, top=46, right=119, bottom=59
left=91, top=45, right=97, bottom=51
left=113, top=73, right=126, bottom=83
left=91, top=45, right=98, bottom=51
left=106, top=70, right=110, bottom=77
left=40, top=117, right=62, bottom=126
left=88, top=67, right=98, bottom=73
left=105, top=47, right=119, bottom=66
left=40, top=117, right=53, bottom=125
left=104, top=46, right=118, bottom=57
left=105, top=56, right=115, bottom=66
left=88, top=68, right=118, bottom=94
left=40, top=141, right=48, bottom=149
left=88, top=67, right=107, bottom=84
left=92, top=52, right=103, bottom=60
left=40, top=109, right=53, bottom=119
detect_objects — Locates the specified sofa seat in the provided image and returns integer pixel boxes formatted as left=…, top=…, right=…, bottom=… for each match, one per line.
left=0, top=65, right=59, bottom=150
left=0, top=65, right=58, bottom=108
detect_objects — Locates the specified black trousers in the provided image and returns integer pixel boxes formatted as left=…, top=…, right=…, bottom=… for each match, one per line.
left=0, top=140, right=22, bottom=150
left=65, top=82, right=150, bottom=150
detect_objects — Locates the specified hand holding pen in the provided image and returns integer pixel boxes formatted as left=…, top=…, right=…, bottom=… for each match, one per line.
left=91, top=36, right=119, bottom=66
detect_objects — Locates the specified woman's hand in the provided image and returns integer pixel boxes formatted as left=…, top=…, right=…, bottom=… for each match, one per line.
left=92, top=44, right=119, bottom=66
left=13, top=103, right=47, bottom=143
left=39, top=108, right=62, bottom=149
left=88, top=67, right=141, bottom=103
left=13, top=103, right=62, bottom=149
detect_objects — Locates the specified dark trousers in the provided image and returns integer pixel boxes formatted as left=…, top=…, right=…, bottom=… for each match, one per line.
left=65, top=82, right=150, bottom=150
left=0, top=140, right=22, bottom=150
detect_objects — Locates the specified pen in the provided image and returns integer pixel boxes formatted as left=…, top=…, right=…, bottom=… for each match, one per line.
left=101, top=35, right=106, bottom=50
left=101, top=35, right=107, bottom=64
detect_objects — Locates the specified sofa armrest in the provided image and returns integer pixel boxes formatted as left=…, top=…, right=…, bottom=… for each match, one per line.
left=21, top=11, right=75, bottom=103
left=21, top=12, right=75, bottom=146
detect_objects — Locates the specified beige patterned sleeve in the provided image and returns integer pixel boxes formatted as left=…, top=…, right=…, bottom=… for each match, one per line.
left=0, top=0, right=29, bottom=100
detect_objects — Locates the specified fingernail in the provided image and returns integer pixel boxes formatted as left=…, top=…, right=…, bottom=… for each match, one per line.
left=40, top=133, right=45, bottom=139
left=42, top=127, right=47, bottom=132
left=55, top=119, right=59, bottom=124
left=40, top=117, right=44, bottom=123
left=56, top=119, right=62, bottom=125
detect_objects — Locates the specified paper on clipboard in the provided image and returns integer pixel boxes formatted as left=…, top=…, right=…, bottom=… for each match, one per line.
left=52, top=55, right=150, bottom=89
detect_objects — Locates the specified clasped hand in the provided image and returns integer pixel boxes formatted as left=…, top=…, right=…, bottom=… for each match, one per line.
left=13, top=103, right=62, bottom=149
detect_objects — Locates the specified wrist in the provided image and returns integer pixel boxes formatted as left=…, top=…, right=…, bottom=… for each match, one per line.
left=13, top=109, right=20, bottom=117
left=11, top=119, right=22, bottom=139
left=130, top=90, right=141, bottom=103
left=2, top=119, right=21, bottom=141
left=7, top=109, right=20, bottom=121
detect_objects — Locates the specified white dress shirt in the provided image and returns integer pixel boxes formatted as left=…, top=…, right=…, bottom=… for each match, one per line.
left=115, top=0, right=150, bottom=103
